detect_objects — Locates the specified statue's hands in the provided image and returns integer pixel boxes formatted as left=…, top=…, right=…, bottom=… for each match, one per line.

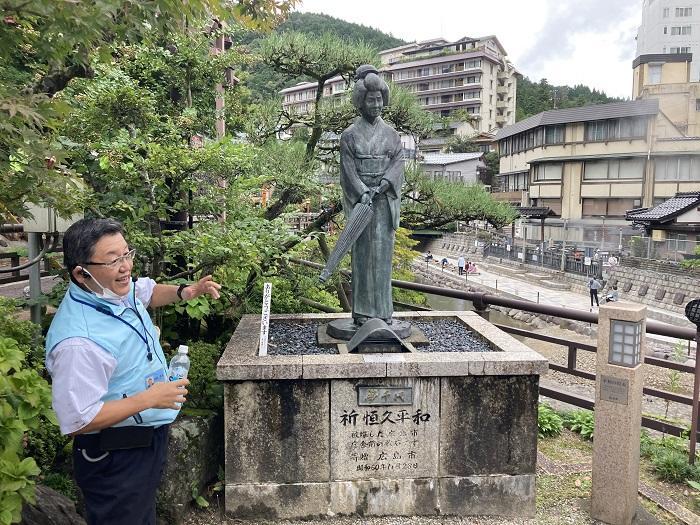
left=360, top=192, right=372, bottom=205
left=377, top=179, right=391, bottom=194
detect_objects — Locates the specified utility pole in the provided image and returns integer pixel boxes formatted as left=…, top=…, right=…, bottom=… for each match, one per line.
left=560, top=219, right=569, bottom=272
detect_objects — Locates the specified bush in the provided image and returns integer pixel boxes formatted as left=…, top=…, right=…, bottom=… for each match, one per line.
left=563, top=410, right=594, bottom=440
left=25, top=421, right=71, bottom=474
left=651, top=449, right=700, bottom=484
left=172, top=341, right=224, bottom=410
left=538, top=403, right=563, bottom=438
left=42, top=472, right=78, bottom=502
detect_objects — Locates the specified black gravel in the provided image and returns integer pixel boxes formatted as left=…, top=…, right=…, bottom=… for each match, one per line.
left=267, top=319, right=493, bottom=355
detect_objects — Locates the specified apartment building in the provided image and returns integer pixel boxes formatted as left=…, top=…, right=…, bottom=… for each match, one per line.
left=280, top=36, right=519, bottom=136
left=637, top=0, right=700, bottom=81
left=280, top=75, right=349, bottom=114
left=493, top=97, right=700, bottom=246
left=381, top=36, right=518, bottom=133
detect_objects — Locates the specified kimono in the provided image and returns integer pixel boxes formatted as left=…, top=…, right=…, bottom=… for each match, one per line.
left=339, top=116, right=404, bottom=322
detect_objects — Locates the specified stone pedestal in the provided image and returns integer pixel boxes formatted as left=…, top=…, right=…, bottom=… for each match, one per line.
left=217, top=311, right=548, bottom=520
left=591, top=303, right=646, bottom=525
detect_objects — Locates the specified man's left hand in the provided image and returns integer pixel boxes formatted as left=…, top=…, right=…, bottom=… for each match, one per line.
left=377, top=180, right=391, bottom=194
left=183, top=275, right=222, bottom=301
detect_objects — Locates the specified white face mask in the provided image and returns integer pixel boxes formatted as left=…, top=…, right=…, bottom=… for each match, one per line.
left=81, top=269, right=129, bottom=302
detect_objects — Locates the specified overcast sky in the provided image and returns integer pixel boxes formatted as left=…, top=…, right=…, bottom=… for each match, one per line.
left=297, top=0, right=642, bottom=99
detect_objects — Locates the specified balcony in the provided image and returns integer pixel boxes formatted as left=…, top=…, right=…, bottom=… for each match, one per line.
left=497, top=70, right=510, bottom=80
left=496, top=114, right=507, bottom=124
left=414, top=82, right=481, bottom=96
left=393, top=67, right=483, bottom=84
left=496, top=98, right=508, bottom=109
left=496, top=85, right=509, bottom=95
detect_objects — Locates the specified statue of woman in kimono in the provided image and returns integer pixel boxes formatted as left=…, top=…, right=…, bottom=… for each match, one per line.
left=340, top=65, right=404, bottom=326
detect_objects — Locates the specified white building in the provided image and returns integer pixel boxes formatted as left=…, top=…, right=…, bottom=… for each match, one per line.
left=280, top=36, right=519, bottom=137
left=420, top=152, right=486, bottom=185
left=637, top=0, right=700, bottom=81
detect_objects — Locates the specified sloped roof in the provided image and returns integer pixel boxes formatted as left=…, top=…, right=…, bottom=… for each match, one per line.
left=625, top=192, right=700, bottom=224
left=515, top=206, right=556, bottom=218
left=495, top=99, right=659, bottom=141
left=421, top=152, right=484, bottom=165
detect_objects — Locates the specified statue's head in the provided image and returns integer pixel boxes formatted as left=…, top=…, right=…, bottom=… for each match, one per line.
left=352, top=65, right=389, bottom=122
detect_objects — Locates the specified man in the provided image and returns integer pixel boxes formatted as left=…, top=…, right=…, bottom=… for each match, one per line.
left=45, top=218, right=221, bottom=525
left=457, top=255, right=465, bottom=275
left=588, top=276, right=602, bottom=309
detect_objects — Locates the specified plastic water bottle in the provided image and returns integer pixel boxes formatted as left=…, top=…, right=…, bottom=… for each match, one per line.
left=168, top=345, right=190, bottom=382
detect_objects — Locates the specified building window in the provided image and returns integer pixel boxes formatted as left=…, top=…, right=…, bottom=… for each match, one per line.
left=584, top=117, right=647, bottom=141
left=582, top=199, right=642, bottom=218
left=583, top=159, right=645, bottom=180
left=648, top=64, right=662, bottom=84
left=544, top=125, right=565, bottom=144
left=655, top=156, right=700, bottom=180
left=663, top=7, right=670, bottom=17
left=676, top=7, right=692, bottom=16
left=696, top=98, right=700, bottom=111
left=664, top=26, right=668, bottom=34
left=533, top=163, right=562, bottom=181
left=671, top=25, right=692, bottom=35
left=671, top=46, right=691, bottom=53
left=503, top=172, right=529, bottom=191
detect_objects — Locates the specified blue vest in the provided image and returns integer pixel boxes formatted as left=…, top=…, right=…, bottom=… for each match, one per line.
left=45, top=282, right=179, bottom=428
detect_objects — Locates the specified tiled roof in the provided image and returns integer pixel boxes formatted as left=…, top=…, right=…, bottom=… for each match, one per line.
left=625, top=192, right=700, bottom=223
left=421, top=152, right=484, bottom=165
left=495, top=99, right=659, bottom=141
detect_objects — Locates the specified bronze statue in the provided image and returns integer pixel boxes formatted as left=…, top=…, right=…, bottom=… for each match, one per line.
left=340, top=65, right=404, bottom=325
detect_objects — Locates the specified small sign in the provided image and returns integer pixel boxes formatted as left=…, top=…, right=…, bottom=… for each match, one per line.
left=506, top=245, right=511, bottom=252
left=258, top=282, right=272, bottom=356
left=584, top=257, right=592, bottom=266
left=600, top=375, right=629, bottom=405
left=532, top=255, right=538, bottom=262
left=358, top=386, right=413, bottom=406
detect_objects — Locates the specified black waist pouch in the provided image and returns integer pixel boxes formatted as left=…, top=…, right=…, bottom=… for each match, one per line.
left=99, top=426, right=154, bottom=451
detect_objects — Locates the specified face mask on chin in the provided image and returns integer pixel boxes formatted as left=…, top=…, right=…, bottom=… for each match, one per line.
left=81, top=269, right=129, bottom=303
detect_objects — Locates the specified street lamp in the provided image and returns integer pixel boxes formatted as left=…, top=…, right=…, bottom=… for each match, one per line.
left=618, top=228, right=623, bottom=253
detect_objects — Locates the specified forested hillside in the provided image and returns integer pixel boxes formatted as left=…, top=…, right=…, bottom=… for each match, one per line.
left=239, top=12, right=405, bottom=100
left=516, top=77, right=625, bottom=121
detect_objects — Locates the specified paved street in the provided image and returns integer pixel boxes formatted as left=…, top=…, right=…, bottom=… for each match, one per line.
left=418, top=256, right=696, bottom=350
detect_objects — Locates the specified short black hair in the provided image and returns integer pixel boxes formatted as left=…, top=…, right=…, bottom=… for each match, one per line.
left=62, top=218, right=124, bottom=283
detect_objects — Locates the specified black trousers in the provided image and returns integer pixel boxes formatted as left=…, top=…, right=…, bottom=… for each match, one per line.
left=73, top=425, right=169, bottom=525
left=590, top=289, right=599, bottom=306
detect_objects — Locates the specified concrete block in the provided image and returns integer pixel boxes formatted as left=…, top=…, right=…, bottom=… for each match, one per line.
left=302, top=354, right=387, bottom=379
left=330, top=478, right=438, bottom=516
left=225, top=482, right=329, bottom=520
left=224, top=380, right=329, bottom=483
left=439, top=376, right=538, bottom=477
left=440, top=475, right=536, bottom=517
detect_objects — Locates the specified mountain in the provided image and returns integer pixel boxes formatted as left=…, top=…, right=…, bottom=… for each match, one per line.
left=240, top=12, right=406, bottom=101
left=516, top=77, right=625, bottom=121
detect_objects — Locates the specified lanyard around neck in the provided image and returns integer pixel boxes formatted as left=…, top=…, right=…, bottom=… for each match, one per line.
left=69, top=292, right=152, bottom=359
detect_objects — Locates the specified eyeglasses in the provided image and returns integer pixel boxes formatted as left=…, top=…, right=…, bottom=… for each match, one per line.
left=85, top=249, right=136, bottom=269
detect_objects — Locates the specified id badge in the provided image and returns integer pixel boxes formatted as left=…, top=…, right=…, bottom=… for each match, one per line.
left=144, top=369, right=166, bottom=389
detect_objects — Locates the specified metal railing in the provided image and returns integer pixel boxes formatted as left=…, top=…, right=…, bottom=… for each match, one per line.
left=291, top=258, right=700, bottom=459
left=483, top=243, right=602, bottom=277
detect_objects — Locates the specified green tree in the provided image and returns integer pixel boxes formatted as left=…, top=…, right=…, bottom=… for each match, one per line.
left=0, top=0, right=298, bottom=223
left=516, top=76, right=624, bottom=121
left=401, top=164, right=518, bottom=230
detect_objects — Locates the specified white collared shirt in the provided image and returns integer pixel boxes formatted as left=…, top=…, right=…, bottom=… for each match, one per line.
left=46, top=278, right=156, bottom=434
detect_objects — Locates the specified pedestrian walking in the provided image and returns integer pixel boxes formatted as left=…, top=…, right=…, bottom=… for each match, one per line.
left=588, top=276, right=602, bottom=308
left=457, top=255, right=465, bottom=275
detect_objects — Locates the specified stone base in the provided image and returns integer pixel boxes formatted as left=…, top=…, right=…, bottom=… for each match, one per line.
left=324, top=318, right=412, bottom=341
left=224, top=475, right=535, bottom=520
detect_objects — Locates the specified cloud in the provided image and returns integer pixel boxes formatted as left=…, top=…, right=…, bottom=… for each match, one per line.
left=518, top=0, right=640, bottom=74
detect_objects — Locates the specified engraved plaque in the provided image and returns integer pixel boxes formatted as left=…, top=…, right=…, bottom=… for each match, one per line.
left=359, top=386, right=413, bottom=406
left=600, top=375, right=629, bottom=405
left=331, top=378, right=439, bottom=480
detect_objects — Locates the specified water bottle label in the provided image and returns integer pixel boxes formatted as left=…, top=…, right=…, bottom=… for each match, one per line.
left=169, top=366, right=187, bottom=382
